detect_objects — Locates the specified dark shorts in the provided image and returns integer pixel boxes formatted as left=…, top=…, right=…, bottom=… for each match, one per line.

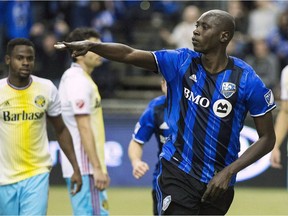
left=152, top=189, right=158, bottom=215
left=156, top=158, right=234, bottom=215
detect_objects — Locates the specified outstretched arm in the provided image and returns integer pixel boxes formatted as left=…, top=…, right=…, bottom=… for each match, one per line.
left=128, top=139, right=149, bottom=179
left=48, top=115, right=82, bottom=195
left=55, top=40, right=158, bottom=72
left=202, top=111, right=275, bottom=202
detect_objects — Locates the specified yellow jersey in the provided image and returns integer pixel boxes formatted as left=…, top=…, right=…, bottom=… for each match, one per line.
left=0, top=75, right=61, bottom=185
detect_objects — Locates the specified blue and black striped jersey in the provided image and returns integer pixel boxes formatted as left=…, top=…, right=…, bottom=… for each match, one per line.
left=153, top=48, right=276, bottom=185
left=132, top=95, right=171, bottom=189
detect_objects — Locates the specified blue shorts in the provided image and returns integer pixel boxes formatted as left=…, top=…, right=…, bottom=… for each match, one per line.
left=66, top=175, right=109, bottom=215
left=0, top=172, right=49, bottom=215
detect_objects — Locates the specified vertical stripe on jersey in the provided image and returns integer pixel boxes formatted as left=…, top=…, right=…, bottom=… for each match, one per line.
left=11, top=90, right=34, bottom=172
left=156, top=159, right=163, bottom=215
left=21, top=92, right=32, bottom=170
left=213, top=64, right=242, bottom=173
left=172, top=57, right=245, bottom=182
left=153, top=103, right=166, bottom=155
left=174, top=58, right=209, bottom=173
left=166, top=84, right=173, bottom=117
left=188, top=59, right=215, bottom=178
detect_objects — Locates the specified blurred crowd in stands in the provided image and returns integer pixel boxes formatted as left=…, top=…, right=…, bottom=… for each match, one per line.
left=0, top=0, right=288, bottom=99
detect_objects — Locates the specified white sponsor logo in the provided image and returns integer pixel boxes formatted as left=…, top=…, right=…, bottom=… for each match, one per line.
left=183, top=87, right=210, bottom=108
left=160, top=122, right=169, bottom=130
left=189, top=74, right=197, bottom=82
left=162, top=195, right=172, bottom=211
left=213, top=99, right=232, bottom=118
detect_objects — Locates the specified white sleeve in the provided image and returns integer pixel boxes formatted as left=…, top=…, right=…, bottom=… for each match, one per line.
left=65, top=75, right=92, bottom=115
left=280, top=66, right=288, bottom=100
left=47, top=82, right=61, bottom=116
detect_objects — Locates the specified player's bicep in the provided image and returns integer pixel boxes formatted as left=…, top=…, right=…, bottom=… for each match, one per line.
left=47, top=114, right=66, bottom=134
left=128, top=50, right=157, bottom=72
left=253, top=111, right=275, bottom=138
left=280, top=100, right=288, bottom=114
left=75, top=114, right=91, bottom=132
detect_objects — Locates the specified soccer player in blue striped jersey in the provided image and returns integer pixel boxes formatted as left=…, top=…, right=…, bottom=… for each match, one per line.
left=55, top=9, right=276, bottom=215
left=128, top=78, right=171, bottom=215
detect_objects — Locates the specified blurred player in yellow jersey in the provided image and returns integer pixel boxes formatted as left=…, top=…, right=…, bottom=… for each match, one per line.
left=0, top=38, right=82, bottom=215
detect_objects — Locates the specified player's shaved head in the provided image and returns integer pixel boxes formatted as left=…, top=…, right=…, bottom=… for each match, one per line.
left=201, top=9, right=235, bottom=41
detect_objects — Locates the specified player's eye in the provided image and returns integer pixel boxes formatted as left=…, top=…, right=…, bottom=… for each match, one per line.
left=16, top=56, right=23, bottom=61
left=27, top=56, right=34, bottom=62
left=202, top=24, right=208, bottom=30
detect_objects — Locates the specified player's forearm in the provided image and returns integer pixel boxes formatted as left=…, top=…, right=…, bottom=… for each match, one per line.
left=225, top=134, right=275, bottom=176
left=88, top=42, right=157, bottom=71
left=226, top=112, right=275, bottom=175
left=79, top=127, right=102, bottom=170
left=75, top=115, right=103, bottom=170
left=128, top=140, right=144, bottom=165
left=274, top=110, right=288, bottom=149
left=57, top=127, right=80, bottom=171
left=89, top=42, right=133, bottom=61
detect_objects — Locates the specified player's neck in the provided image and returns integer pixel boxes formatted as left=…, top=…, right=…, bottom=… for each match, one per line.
left=201, top=53, right=229, bottom=74
left=7, top=76, right=32, bottom=90
left=78, top=62, right=93, bottom=75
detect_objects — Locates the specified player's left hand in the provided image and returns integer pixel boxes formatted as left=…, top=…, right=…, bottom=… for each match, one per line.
left=70, top=170, right=83, bottom=195
left=201, top=168, right=232, bottom=202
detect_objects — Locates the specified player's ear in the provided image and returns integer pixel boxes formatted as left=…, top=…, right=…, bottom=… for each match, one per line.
left=5, top=55, right=10, bottom=65
left=220, top=31, right=230, bottom=43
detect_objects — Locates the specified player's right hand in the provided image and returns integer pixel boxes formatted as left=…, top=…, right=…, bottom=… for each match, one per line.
left=70, top=169, right=83, bottom=195
left=270, top=148, right=282, bottom=169
left=132, top=160, right=149, bottom=179
left=93, top=167, right=109, bottom=191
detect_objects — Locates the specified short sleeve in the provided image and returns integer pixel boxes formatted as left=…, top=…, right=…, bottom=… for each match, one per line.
left=245, top=70, right=276, bottom=117
left=133, top=101, right=156, bottom=144
left=47, top=82, right=61, bottom=116
left=65, top=75, right=92, bottom=115
left=280, top=65, right=288, bottom=100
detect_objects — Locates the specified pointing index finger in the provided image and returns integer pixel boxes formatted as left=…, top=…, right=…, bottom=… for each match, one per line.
left=54, top=42, right=66, bottom=49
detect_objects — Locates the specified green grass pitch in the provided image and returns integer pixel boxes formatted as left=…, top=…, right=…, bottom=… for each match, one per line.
left=48, top=186, right=288, bottom=215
